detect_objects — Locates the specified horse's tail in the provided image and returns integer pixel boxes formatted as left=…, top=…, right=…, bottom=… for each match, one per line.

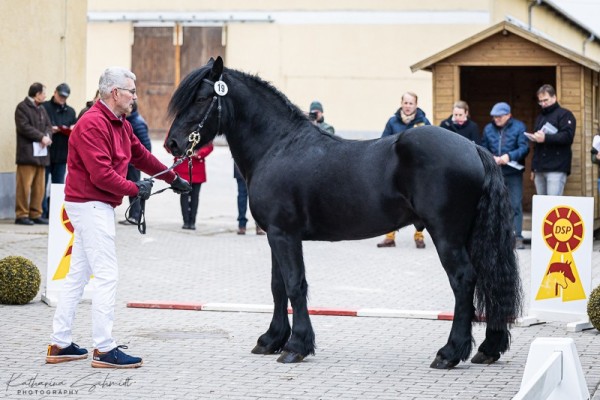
left=469, top=146, right=523, bottom=331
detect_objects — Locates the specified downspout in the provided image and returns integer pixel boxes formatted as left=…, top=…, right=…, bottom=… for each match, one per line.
left=583, top=33, right=595, bottom=55
left=528, top=0, right=542, bottom=31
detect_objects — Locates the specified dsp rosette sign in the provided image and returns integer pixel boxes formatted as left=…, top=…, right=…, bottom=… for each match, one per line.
left=530, top=195, right=593, bottom=322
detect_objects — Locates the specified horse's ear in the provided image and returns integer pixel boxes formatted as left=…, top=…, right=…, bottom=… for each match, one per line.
left=207, top=57, right=215, bottom=66
left=210, top=56, right=224, bottom=78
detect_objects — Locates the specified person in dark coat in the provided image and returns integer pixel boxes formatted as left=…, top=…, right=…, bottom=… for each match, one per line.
left=529, top=84, right=576, bottom=196
left=120, top=101, right=152, bottom=224
left=77, top=90, right=100, bottom=120
left=14, top=82, right=53, bottom=225
left=439, top=100, right=481, bottom=145
left=41, top=83, right=77, bottom=218
left=173, top=142, right=214, bottom=230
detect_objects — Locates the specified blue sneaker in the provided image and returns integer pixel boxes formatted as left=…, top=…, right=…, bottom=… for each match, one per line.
left=46, top=343, right=88, bottom=364
left=92, top=345, right=142, bottom=368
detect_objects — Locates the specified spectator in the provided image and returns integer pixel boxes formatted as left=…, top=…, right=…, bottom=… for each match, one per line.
left=481, top=102, right=529, bottom=249
left=14, top=82, right=52, bottom=225
left=235, top=164, right=265, bottom=235
left=377, top=91, right=430, bottom=249
left=120, top=101, right=151, bottom=225
left=439, top=100, right=481, bottom=144
left=173, top=143, right=214, bottom=230
left=46, top=67, right=191, bottom=369
left=530, top=84, right=576, bottom=196
left=308, top=101, right=335, bottom=135
left=41, top=83, right=77, bottom=218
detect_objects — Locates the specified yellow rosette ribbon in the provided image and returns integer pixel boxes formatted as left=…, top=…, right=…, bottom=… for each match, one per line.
left=52, top=206, right=75, bottom=280
left=535, top=206, right=586, bottom=302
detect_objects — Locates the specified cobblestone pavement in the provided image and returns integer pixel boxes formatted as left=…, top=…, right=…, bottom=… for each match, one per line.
left=1, top=142, right=599, bottom=399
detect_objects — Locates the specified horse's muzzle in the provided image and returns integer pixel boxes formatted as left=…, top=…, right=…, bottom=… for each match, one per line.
left=166, top=138, right=184, bottom=157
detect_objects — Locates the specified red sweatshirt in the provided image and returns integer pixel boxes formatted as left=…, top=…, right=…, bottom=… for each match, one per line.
left=65, top=101, right=176, bottom=207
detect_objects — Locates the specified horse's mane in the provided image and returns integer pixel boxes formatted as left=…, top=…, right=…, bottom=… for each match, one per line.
left=237, top=71, right=307, bottom=121
left=168, top=65, right=308, bottom=123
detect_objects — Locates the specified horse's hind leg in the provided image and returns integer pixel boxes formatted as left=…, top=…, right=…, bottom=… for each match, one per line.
left=431, top=244, right=477, bottom=369
left=471, top=326, right=509, bottom=364
left=251, top=253, right=291, bottom=355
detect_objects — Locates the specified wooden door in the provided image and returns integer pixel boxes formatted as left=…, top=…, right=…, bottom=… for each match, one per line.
left=181, top=27, right=225, bottom=79
left=132, top=27, right=176, bottom=140
left=132, top=26, right=225, bottom=140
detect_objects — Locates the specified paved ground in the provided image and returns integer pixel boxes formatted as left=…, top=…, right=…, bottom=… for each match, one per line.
left=1, top=141, right=600, bottom=399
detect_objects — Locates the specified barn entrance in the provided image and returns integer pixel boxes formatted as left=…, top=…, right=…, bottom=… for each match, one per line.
left=460, top=66, right=556, bottom=216
left=131, top=26, right=225, bottom=140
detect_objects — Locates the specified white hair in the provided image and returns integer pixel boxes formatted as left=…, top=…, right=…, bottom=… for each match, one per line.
left=98, top=67, right=136, bottom=98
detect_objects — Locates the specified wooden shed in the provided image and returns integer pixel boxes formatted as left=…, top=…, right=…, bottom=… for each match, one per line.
left=411, top=20, right=600, bottom=230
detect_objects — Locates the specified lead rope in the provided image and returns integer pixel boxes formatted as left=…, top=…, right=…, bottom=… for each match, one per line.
left=123, top=156, right=189, bottom=234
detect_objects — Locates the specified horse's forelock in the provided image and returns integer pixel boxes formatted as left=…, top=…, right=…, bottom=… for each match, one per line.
left=167, top=66, right=211, bottom=119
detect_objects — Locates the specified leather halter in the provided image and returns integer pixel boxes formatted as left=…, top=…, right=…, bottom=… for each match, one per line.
left=185, top=75, right=224, bottom=157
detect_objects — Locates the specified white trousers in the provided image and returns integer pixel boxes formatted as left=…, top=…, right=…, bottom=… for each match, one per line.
left=51, top=201, right=118, bottom=352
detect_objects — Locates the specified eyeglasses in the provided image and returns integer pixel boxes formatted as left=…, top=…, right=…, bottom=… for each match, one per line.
left=116, top=87, right=136, bottom=95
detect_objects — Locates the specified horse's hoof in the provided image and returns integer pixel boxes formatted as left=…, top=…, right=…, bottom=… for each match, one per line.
left=429, top=355, right=459, bottom=369
left=251, top=344, right=278, bottom=355
left=470, top=351, right=500, bottom=365
left=277, top=351, right=305, bottom=363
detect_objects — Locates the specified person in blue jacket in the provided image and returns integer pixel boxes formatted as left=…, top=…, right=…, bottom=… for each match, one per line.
left=377, top=91, right=430, bottom=249
left=481, top=102, right=529, bottom=249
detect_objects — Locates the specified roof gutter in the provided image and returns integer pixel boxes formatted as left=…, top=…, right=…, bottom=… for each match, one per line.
left=583, top=33, right=595, bottom=55
left=528, top=0, right=542, bottom=31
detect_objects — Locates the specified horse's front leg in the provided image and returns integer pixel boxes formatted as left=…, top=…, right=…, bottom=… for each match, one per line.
left=266, top=226, right=315, bottom=363
left=251, top=252, right=291, bottom=355
left=431, top=245, right=477, bottom=369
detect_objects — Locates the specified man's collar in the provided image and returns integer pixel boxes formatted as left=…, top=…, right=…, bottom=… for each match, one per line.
left=99, top=99, right=124, bottom=120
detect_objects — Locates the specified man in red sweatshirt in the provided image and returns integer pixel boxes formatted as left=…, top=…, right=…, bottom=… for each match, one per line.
left=46, top=67, right=191, bottom=368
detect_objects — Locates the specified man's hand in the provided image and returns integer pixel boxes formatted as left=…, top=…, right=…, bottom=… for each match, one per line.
left=533, top=130, right=546, bottom=143
left=135, top=179, right=153, bottom=200
left=170, top=174, right=192, bottom=194
left=41, top=136, right=52, bottom=147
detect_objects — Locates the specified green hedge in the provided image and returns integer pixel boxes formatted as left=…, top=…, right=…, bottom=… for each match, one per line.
left=0, top=256, right=41, bottom=305
left=588, top=285, right=600, bottom=331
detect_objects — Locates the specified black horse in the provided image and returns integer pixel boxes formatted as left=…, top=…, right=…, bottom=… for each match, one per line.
left=165, top=57, right=522, bottom=369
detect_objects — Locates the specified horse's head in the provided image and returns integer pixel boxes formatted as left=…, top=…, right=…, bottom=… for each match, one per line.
left=548, top=260, right=575, bottom=283
left=165, top=56, right=227, bottom=156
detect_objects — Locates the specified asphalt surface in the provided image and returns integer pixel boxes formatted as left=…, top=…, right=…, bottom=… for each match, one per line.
left=1, top=141, right=599, bottom=399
